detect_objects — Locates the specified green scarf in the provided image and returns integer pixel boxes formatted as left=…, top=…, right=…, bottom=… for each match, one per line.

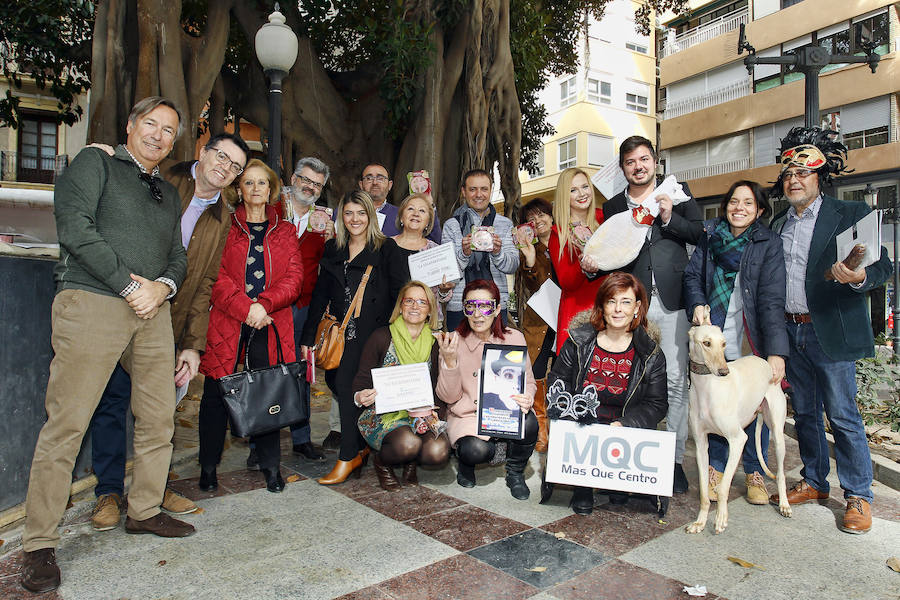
left=389, top=318, right=434, bottom=365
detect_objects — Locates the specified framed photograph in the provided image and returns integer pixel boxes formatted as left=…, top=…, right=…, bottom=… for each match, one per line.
left=477, top=344, right=527, bottom=439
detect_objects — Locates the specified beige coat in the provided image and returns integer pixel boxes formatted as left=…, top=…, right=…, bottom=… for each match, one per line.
left=436, top=328, right=537, bottom=446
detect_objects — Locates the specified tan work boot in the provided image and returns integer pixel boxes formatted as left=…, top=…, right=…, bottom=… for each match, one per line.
left=745, top=471, right=769, bottom=505
left=707, top=466, right=722, bottom=502
left=533, top=378, right=549, bottom=453
left=162, top=489, right=199, bottom=515
left=91, top=493, right=122, bottom=531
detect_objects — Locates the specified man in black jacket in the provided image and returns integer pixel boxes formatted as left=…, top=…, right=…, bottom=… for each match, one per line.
left=586, top=136, right=703, bottom=493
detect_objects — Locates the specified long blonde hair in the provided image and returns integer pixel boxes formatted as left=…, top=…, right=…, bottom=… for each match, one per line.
left=552, top=167, right=600, bottom=261
left=334, top=190, right=386, bottom=250
left=389, top=281, right=440, bottom=329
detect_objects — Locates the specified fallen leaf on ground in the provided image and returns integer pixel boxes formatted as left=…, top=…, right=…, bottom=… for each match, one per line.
left=314, top=391, right=325, bottom=397
left=0, top=539, right=4, bottom=547
left=658, top=519, right=668, bottom=525
left=728, top=556, right=765, bottom=570
left=526, top=566, right=547, bottom=573
left=554, top=532, right=566, bottom=539
left=285, top=474, right=301, bottom=483
left=887, top=557, right=900, bottom=572
left=177, top=419, right=194, bottom=428
left=168, top=471, right=179, bottom=480
left=157, top=560, right=166, bottom=567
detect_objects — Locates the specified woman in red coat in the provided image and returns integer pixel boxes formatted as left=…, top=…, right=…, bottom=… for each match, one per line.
left=549, top=167, right=605, bottom=352
left=199, top=159, right=303, bottom=493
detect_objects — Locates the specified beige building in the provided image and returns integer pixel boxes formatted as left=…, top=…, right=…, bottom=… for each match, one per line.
left=657, top=0, right=898, bottom=219
left=519, top=0, right=658, bottom=205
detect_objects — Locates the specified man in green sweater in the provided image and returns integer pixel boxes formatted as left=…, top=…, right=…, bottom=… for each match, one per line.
left=21, top=97, right=192, bottom=594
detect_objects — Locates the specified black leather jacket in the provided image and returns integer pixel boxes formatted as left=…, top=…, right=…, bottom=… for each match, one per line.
left=547, top=313, right=668, bottom=429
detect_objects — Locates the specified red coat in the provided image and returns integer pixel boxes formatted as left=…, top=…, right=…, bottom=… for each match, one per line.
left=200, top=203, right=303, bottom=380
left=297, top=230, right=324, bottom=308
left=549, top=207, right=606, bottom=353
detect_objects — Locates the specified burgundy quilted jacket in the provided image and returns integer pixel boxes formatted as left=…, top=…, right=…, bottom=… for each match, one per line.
left=200, top=203, right=303, bottom=380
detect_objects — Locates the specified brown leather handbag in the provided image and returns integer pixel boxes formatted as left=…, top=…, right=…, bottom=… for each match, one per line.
left=314, top=265, right=373, bottom=369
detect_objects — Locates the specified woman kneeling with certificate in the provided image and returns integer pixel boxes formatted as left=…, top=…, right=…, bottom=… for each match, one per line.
left=352, top=281, right=450, bottom=491
left=436, top=279, right=538, bottom=500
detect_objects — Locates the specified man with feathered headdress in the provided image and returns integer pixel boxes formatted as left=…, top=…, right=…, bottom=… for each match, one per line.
left=768, top=127, right=891, bottom=534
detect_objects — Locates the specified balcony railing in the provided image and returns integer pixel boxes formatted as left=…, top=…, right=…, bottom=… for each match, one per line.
left=660, top=8, right=749, bottom=58
left=662, top=79, right=751, bottom=120
left=0, top=151, right=68, bottom=184
left=670, top=157, right=750, bottom=182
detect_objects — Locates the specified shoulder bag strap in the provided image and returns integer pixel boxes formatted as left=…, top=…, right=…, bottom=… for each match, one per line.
left=339, top=264, right=374, bottom=329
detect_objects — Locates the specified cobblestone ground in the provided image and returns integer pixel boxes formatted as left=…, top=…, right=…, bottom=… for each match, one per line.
left=2, top=373, right=899, bottom=599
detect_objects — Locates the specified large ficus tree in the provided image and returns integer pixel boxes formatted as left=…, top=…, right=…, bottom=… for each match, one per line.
left=2, top=0, right=688, bottom=218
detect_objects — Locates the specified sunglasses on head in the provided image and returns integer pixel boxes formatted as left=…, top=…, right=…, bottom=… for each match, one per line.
left=139, top=172, right=163, bottom=203
left=463, top=299, right=497, bottom=317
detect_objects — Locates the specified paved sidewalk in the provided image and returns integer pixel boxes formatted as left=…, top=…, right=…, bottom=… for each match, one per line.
left=2, top=378, right=899, bottom=599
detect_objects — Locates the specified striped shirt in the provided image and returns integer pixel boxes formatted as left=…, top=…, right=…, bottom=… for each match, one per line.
left=780, top=195, right=822, bottom=314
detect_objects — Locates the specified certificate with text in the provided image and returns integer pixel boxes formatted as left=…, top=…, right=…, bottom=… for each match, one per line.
left=372, top=362, right=435, bottom=414
left=407, top=243, right=461, bottom=287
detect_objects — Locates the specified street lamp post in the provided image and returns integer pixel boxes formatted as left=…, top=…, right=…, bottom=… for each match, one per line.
left=255, top=4, right=298, bottom=178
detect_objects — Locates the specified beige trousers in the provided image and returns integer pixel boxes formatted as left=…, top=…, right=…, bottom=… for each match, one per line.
left=23, top=289, right=175, bottom=551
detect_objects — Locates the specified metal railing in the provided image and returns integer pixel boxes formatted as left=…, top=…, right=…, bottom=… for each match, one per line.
left=660, top=9, right=749, bottom=58
left=670, top=157, right=750, bottom=182
left=0, top=151, right=68, bottom=184
left=663, top=79, right=751, bottom=120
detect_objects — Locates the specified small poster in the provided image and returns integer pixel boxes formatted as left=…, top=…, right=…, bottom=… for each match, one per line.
left=477, top=344, right=527, bottom=439
left=514, top=223, right=537, bottom=248
left=470, top=226, right=494, bottom=252
left=407, top=170, right=432, bottom=196
left=307, top=206, right=333, bottom=233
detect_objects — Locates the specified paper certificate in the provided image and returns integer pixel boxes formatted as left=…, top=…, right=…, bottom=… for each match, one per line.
left=477, top=344, right=527, bottom=439
left=590, top=161, right=628, bottom=200
left=545, top=420, right=676, bottom=496
left=407, top=242, right=461, bottom=287
left=371, top=362, right=434, bottom=414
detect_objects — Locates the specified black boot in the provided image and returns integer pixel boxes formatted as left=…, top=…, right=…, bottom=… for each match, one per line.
left=539, top=467, right=555, bottom=504
left=199, top=466, right=217, bottom=491
left=673, top=463, right=689, bottom=494
left=261, top=467, right=284, bottom=493
left=570, top=486, right=594, bottom=515
left=456, top=460, right=476, bottom=488
left=505, top=441, right=535, bottom=500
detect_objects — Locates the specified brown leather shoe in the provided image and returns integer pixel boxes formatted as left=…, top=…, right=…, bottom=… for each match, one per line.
left=91, top=493, right=123, bottom=531
left=125, top=512, right=195, bottom=537
left=770, top=480, right=828, bottom=506
left=840, top=497, right=872, bottom=534
left=402, top=461, right=418, bottom=485
left=162, top=489, right=198, bottom=515
left=373, top=452, right=402, bottom=491
left=20, top=548, right=60, bottom=593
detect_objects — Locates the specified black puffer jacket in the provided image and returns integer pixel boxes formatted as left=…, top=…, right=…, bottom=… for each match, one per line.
left=547, top=311, right=668, bottom=429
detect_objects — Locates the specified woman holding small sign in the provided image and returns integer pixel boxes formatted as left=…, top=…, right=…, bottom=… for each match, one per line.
left=550, top=168, right=606, bottom=352
left=545, top=272, right=668, bottom=515
left=436, top=279, right=538, bottom=500
left=351, top=281, right=450, bottom=491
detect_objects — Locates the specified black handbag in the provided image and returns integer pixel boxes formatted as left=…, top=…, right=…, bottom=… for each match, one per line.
left=218, top=323, right=308, bottom=438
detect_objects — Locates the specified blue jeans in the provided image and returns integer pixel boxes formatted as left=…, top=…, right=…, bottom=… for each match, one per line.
left=786, top=322, right=872, bottom=502
left=289, top=305, right=312, bottom=445
left=708, top=423, right=770, bottom=475
left=90, top=363, right=131, bottom=497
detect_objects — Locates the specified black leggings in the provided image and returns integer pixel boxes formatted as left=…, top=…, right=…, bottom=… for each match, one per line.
left=379, top=428, right=450, bottom=466
left=456, top=411, right=538, bottom=467
left=199, top=326, right=281, bottom=470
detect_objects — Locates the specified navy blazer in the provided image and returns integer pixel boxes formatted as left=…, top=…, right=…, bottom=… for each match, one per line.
left=770, top=195, right=891, bottom=361
left=683, top=218, right=789, bottom=359
left=601, top=182, right=703, bottom=311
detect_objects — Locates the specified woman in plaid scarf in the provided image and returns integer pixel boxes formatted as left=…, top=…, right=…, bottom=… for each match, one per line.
left=683, top=180, right=789, bottom=506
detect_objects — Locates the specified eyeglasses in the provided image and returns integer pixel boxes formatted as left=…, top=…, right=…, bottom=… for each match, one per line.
left=605, top=298, right=635, bottom=310
left=402, top=298, right=429, bottom=307
left=208, top=147, right=244, bottom=176
left=783, top=169, right=814, bottom=181
left=139, top=172, right=163, bottom=203
left=463, top=299, right=497, bottom=316
left=361, top=174, right=389, bottom=184
left=297, top=174, right=324, bottom=191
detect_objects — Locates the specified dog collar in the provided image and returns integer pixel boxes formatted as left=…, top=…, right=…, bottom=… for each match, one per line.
left=689, top=360, right=713, bottom=375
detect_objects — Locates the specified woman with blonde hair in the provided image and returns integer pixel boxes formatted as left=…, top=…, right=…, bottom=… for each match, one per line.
left=301, top=190, right=409, bottom=484
left=550, top=167, right=606, bottom=351
left=352, top=281, right=451, bottom=490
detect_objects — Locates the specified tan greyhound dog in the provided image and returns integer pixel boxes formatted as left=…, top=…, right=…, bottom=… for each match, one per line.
left=685, top=319, right=792, bottom=534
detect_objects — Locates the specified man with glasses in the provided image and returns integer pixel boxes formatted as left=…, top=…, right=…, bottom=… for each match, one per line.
left=86, top=132, right=250, bottom=531
left=358, top=163, right=442, bottom=242
left=768, top=127, right=890, bottom=535
left=21, top=97, right=192, bottom=594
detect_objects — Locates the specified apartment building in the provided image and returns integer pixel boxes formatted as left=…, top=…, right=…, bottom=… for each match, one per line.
left=519, top=0, right=658, bottom=204
left=657, top=0, right=898, bottom=219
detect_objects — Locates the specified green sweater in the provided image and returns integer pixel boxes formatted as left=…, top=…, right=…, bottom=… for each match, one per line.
left=53, top=145, right=187, bottom=297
